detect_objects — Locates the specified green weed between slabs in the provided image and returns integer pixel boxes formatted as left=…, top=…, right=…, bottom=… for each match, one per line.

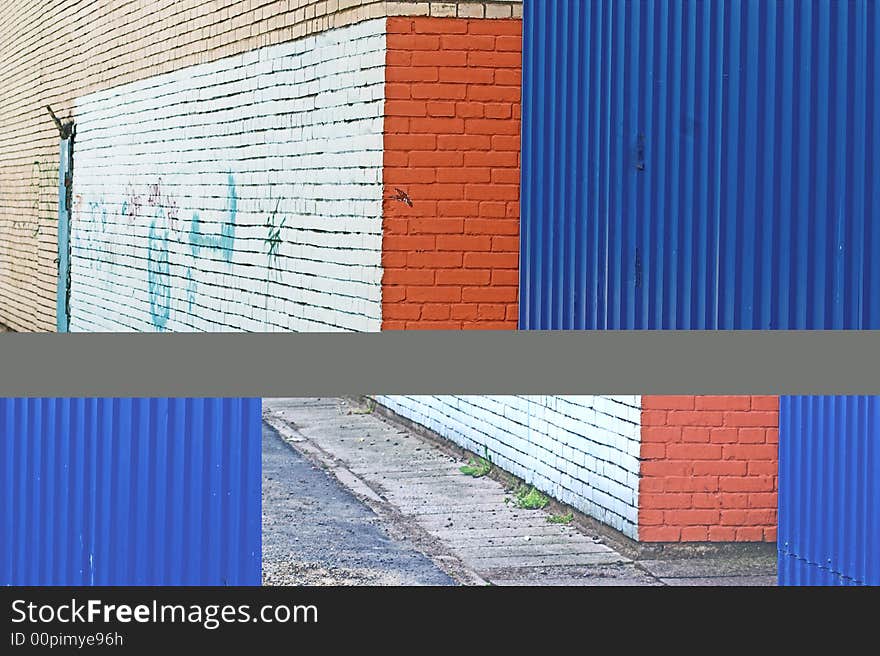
left=460, top=455, right=492, bottom=478
left=547, top=512, right=574, bottom=524
left=507, top=484, right=550, bottom=510
left=350, top=399, right=376, bottom=415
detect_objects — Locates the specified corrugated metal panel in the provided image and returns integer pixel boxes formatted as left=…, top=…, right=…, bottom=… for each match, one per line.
left=520, top=0, right=879, bottom=329
left=778, top=396, right=879, bottom=586
left=0, top=398, right=262, bottom=586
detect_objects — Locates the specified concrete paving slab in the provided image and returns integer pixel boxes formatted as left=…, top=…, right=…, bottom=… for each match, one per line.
left=486, top=563, right=659, bottom=586
left=413, top=514, right=574, bottom=530
left=455, top=539, right=613, bottom=555
left=444, top=536, right=594, bottom=550
left=639, top=555, right=777, bottom=578
left=467, top=552, right=628, bottom=569
left=660, top=576, right=778, bottom=586
left=429, top=526, right=584, bottom=540
left=401, top=505, right=520, bottom=516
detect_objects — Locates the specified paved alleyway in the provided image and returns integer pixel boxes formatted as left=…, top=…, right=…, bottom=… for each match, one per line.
left=263, top=398, right=776, bottom=586
left=263, top=421, right=454, bottom=585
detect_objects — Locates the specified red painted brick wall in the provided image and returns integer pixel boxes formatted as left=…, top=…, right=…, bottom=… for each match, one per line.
left=382, top=17, right=522, bottom=330
left=639, top=396, right=779, bottom=542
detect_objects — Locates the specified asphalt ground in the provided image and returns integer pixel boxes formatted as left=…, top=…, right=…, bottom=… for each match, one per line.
left=262, top=420, right=454, bottom=585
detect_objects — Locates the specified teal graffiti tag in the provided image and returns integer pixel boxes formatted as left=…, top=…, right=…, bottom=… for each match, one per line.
left=261, top=197, right=288, bottom=325
left=264, top=198, right=286, bottom=266
left=184, top=173, right=238, bottom=315
left=188, top=174, right=237, bottom=262
left=185, top=266, right=196, bottom=313
left=147, top=217, right=171, bottom=330
left=74, top=199, right=112, bottom=273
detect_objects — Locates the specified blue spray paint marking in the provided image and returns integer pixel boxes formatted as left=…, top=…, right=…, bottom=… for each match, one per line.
left=147, top=215, right=171, bottom=331
left=143, top=174, right=238, bottom=329
left=188, top=174, right=237, bottom=263
left=76, top=176, right=239, bottom=330
left=76, top=199, right=110, bottom=273
left=182, top=174, right=238, bottom=317
left=185, top=267, right=196, bottom=313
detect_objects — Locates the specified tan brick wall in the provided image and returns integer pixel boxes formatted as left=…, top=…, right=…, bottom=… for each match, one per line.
left=0, top=0, right=521, bottom=331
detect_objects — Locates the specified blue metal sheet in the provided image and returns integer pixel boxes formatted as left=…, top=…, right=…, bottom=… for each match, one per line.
left=0, top=398, right=262, bottom=586
left=520, top=0, right=879, bottom=329
left=778, top=396, right=879, bottom=586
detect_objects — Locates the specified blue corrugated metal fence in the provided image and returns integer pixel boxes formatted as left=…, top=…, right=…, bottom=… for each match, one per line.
left=779, top=396, right=879, bottom=585
left=520, top=0, right=879, bottom=329
left=0, top=398, right=262, bottom=586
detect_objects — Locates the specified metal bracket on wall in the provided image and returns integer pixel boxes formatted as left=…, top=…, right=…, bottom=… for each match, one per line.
left=46, top=105, right=75, bottom=140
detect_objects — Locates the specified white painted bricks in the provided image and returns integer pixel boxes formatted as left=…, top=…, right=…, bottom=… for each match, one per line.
left=69, top=20, right=387, bottom=332
left=375, top=395, right=643, bottom=538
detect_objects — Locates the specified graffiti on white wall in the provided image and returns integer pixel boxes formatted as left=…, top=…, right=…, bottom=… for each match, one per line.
left=69, top=19, right=387, bottom=332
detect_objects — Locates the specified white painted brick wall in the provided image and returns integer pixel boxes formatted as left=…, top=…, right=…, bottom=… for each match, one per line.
left=69, top=20, right=386, bottom=332
left=375, top=396, right=643, bottom=538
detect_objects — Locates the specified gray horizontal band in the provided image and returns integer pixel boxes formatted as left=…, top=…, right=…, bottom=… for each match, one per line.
left=0, top=331, right=876, bottom=396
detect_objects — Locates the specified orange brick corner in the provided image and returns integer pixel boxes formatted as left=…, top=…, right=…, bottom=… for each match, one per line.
left=639, top=396, right=779, bottom=543
left=382, top=16, right=522, bottom=330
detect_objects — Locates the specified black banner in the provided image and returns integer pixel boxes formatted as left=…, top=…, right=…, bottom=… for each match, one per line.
left=0, top=585, right=869, bottom=652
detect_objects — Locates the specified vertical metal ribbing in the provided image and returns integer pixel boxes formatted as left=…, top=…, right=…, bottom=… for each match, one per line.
left=520, top=0, right=878, bottom=330
left=0, top=398, right=262, bottom=586
left=779, top=396, right=879, bottom=586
